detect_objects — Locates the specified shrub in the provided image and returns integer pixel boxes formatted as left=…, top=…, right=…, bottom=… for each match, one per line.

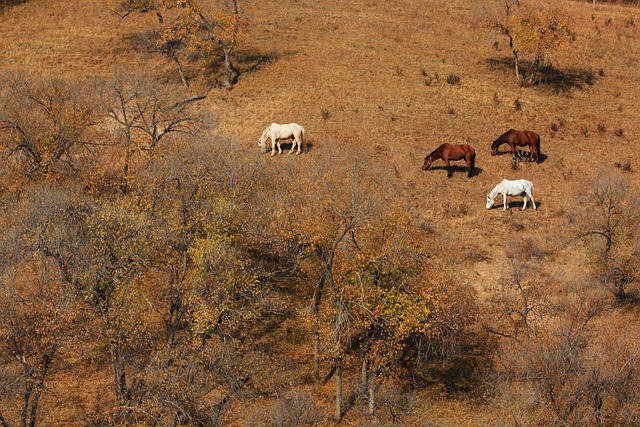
left=446, top=74, right=461, bottom=85
left=514, top=99, right=522, bottom=111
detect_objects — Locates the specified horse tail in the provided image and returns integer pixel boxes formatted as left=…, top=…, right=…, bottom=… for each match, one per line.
left=536, top=134, right=541, bottom=163
left=471, top=148, right=476, bottom=173
left=300, top=125, right=307, bottom=152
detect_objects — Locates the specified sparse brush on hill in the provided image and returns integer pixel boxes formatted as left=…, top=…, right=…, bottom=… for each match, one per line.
left=0, top=73, right=478, bottom=425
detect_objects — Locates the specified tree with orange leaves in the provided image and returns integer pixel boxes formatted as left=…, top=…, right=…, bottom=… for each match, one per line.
left=475, top=0, right=574, bottom=85
left=260, top=156, right=475, bottom=421
left=108, top=0, right=245, bottom=89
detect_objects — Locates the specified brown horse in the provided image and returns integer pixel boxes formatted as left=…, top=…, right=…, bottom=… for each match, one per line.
left=491, top=129, right=540, bottom=163
left=422, top=143, right=476, bottom=178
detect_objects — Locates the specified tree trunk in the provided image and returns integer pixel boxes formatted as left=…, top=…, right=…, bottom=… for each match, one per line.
left=368, top=377, right=375, bottom=415
left=21, top=380, right=34, bottom=427
left=222, top=48, right=236, bottom=90
left=312, top=274, right=326, bottom=386
left=361, top=354, right=368, bottom=395
left=528, top=57, right=540, bottom=86
left=314, top=318, right=321, bottom=385
left=507, top=33, right=520, bottom=81
left=170, top=52, right=189, bottom=88
left=28, top=355, right=51, bottom=427
left=335, top=362, right=343, bottom=420
left=111, top=342, right=129, bottom=404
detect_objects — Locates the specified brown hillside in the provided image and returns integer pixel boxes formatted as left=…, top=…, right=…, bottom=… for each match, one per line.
left=1, top=0, right=640, bottom=425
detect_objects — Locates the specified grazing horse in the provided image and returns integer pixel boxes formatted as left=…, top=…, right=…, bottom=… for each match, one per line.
left=422, top=143, right=476, bottom=178
left=258, top=123, right=306, bottom=156
left=491, top=129, right=540, bottom=163
left=486, top=179, right=536, bottom=211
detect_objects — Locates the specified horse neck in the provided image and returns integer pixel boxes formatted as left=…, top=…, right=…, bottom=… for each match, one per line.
left=260, top=127, right=269, bottom=142
left=489, top=185, right=501, bottom=199
left=492, top=137, right=503, bottom=148
left=428, top=145, right=444, bottom=160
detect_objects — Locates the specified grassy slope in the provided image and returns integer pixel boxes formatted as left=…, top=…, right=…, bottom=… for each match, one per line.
left=1, top=0, right=640, bottom=424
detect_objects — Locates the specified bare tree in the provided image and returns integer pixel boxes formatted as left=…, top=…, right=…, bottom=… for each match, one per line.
left=0, top=74, right=97, bottom=178
left=97, top=74, right=202, bottom=191
left=0, top=185, right=83, bottom=427
left=573, top=170, right=640, bottom=300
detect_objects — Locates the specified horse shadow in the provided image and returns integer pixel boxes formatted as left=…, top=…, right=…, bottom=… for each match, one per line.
left=427, top=165, right=485, bottom=177
left=493, top=200, right=543, bottom=211
left=272, top=140, right=315, bottom=154
left=493, top=150, right=548, bottom=164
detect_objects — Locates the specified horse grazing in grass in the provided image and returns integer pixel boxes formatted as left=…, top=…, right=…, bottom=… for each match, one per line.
left=491, top=129, right=540, bottom=163
left=258, top=123, right=306, bottom=156
left=422, top=143, right=476, bottom=178
left=486, top=179, right=536, bottom=211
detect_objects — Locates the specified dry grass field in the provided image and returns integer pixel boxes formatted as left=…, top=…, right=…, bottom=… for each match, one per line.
left=2, top=0, right=640, bottom=425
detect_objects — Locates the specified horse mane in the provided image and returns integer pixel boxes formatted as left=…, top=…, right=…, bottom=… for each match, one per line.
left=426, top=143, right=447, bottom=158
left=260, top=125, right=270, bottom=140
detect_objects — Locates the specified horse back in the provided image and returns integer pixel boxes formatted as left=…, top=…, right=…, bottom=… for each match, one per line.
left=506, top=129, right=539, bottom=146
left=445, top=143, right=475, bottom=160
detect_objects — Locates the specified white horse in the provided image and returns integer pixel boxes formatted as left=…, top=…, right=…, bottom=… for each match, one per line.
left=486, top=179, right=536, bottom=211
left=258, top=123, right=306, bottom=156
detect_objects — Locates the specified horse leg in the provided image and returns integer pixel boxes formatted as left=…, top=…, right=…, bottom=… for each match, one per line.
left=522, top=195, right=528, bottom=210
left=295, top=135, right=302, bottom=155
left=270, top=137, right=277, bottom=156
left=290, top=136, right=299, bottom=155
left=466, top=156, right=472, bottom=178
left=277, top=139, right=283, bottom=155
left=445, top=160, right=453, bottom=178
left=529, top=191, right=537, bottom=210
left=503, top=193, right=508, bottom=211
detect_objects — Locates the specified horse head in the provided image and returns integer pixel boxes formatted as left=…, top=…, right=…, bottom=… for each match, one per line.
left=258, top=138, right=267, bottom=152
left=490, top=139, right=500, bottom=156
left=258, top=128, right=269, bottom=152
left=485, top=194, right=495, bottom=209
left=422, top=156, right=432, bottom=170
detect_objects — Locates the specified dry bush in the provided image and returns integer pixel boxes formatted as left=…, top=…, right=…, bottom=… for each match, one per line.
left=447, top=74, right=461, bottom=85
left=486, top=272, right=640, bottom=426
left=571, top=169, right=640, bottom=300
left=0, top=73, right=99, bottom=183
left=0, top=185, right=86, bottom=426
left=268, top=392, right=324, bottom=427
